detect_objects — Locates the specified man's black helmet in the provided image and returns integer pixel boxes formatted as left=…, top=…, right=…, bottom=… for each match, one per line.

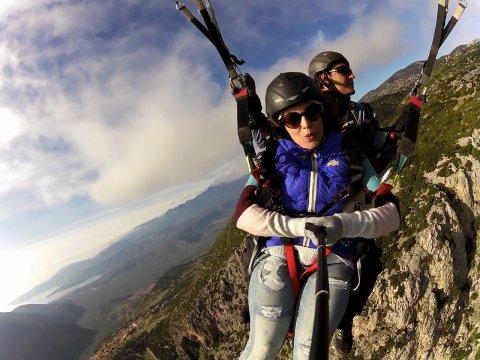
left=308, top=51, right=349, bottom=77
left=265, top=72, right=323, bottom=125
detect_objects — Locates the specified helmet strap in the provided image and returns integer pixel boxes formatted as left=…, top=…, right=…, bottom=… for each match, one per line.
left=318, top=72, right=345, bottom=96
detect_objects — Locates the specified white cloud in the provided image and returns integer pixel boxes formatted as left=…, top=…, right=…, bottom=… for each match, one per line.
left=0, top=2, right=245, bottom=216
left=0, top=108, right=21, bottom=148
left=0, top=0, right=44, bottom=17
left=56, top=37, right=240, bottom=206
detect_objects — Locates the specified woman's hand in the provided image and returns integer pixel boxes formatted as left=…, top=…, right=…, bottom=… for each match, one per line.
left=304, top=216, right=343, bottom=247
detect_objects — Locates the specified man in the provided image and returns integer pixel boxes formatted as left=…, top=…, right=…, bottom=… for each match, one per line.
left=308, top=51, right=389, bottom=164
left=308, top=51, right=395, bottom=355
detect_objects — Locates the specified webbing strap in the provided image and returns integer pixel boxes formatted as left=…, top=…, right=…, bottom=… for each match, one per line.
left=379, top=1, right=465, bottom=186
left=376, top=183, right=393, bottom=196
left=419, top=0, right=448, bottom=86
left=378, top=95, right=422, bottom=184
left=300, top=248, right=332, bottom=282
left=398, top=97, right=422, bottom=158
left=440, top=2, right=466, bottom=47
left=176, top=1, right=260, bottom=180
left=284, top=244, right=299, bottom=300
left=235, top=87, right=259, bottom=176
left=284, top=243, right=331, bottom=341
left=284, top=245, right=332, bottom=300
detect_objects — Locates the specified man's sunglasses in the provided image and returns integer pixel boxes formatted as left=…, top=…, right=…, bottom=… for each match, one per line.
left=278, top=102, right=323, bottom=129
left=328, top=65, right=353, bottom=76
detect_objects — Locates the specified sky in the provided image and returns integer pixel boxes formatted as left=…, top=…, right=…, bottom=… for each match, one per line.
left=0, top=0, right=478, bottom=312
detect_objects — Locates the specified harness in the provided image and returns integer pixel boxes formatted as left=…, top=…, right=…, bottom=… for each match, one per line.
left=252, top=131, right=372, bottom=281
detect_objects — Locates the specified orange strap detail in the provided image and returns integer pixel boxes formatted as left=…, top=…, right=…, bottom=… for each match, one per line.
left=376, top=183, right=393, bottom=196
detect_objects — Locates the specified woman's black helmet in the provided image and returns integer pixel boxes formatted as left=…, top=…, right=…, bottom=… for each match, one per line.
left=308, top=51, right=349, bottom=77
left=265, top=72, right=323, bottom=125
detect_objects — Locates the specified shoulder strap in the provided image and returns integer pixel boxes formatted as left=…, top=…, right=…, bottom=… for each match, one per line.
left=342, top=130, right=365, bottom=190
left=350, top=101, right=376, bottom=125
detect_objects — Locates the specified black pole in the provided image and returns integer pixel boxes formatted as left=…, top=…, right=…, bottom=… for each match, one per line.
left=306, top=223, right=329, bottom=360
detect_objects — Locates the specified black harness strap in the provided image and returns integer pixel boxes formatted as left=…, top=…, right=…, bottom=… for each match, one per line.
left=440, top=2, right=466, bottom=47
left=416, top=0, right=449, bottom=97
left=176, top=1, right=263, bottom=180
left=380, top=0, right=466, bottom=184
left=234, top=86, right=259, bottom=177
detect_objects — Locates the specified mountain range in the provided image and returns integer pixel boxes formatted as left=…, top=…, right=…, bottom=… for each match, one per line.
left=1, top=177, right=245, bottom=360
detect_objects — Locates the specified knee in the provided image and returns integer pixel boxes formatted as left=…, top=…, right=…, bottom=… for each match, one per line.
left=255, top=256, right=288, bottom=292
left=296, top=338, right=312, bottom=358
left=249, top=256, right=294, bottom=321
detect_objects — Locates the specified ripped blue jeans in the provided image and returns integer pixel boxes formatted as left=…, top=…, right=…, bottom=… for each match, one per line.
left=239, top=252, right=353, bottom=360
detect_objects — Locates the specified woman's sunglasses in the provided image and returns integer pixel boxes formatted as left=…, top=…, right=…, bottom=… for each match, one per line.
left=328, top=65, right=353, bottom=76
left=278, top=102, right=323, bottom=129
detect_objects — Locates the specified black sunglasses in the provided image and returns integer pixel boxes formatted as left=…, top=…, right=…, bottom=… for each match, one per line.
left=328, top=65, right=353, bottom=76
left=279, top=102, right=323, bottom=129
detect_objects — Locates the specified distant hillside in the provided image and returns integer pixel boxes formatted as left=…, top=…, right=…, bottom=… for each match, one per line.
left=360, top=61, right=423, bottom=125
left=13, top=177, right=244, bottom=306
left=9, top=177, right=245, bottom=360
left=0, top=303, right=95, bottom=360
left=360, top=44, right=467, bottom=126
left=90, top=39, right=480, bottom=359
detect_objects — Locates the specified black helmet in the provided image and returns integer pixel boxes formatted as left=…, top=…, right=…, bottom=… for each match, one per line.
left=308, top=51, right=349, bottom=77
left=265, top=72, right=323, bottom=125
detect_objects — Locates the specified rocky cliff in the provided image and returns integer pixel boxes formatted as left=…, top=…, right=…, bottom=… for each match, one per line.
left=341, top=39, right=480, bottom=360
left=353, top=131, right=480, bottom=360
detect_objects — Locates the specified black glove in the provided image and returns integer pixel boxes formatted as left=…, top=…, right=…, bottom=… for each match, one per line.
left=305, top=216, right=343, bottom=247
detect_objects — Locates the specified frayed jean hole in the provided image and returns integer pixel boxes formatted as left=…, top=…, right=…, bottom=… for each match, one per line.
left=260, top=305, right=283, bottom=319
left=258, top=260, right=285, bottom=291
left=329, top=278, right=349, bottom=291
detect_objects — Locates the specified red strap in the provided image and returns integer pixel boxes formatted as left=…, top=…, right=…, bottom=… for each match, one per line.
left=409, top=94, right=423, bottom=108
left=285, top=245, right=332, bottom=299
left=376, top=183, right=393, bottom=196
left=284, top=244, right=299, bottom=300
left=234, top=87, right=248, bottom=99
left=301, top=262, right=317, bottom=282
left=251, top=166, right=262, bottom=182
left=284, top=245, right=331, bottom=340
left=299, top=248, right=331, bottom=282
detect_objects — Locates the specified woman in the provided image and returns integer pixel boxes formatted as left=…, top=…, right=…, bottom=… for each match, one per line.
left=233, top=72, right=400, bottom=359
